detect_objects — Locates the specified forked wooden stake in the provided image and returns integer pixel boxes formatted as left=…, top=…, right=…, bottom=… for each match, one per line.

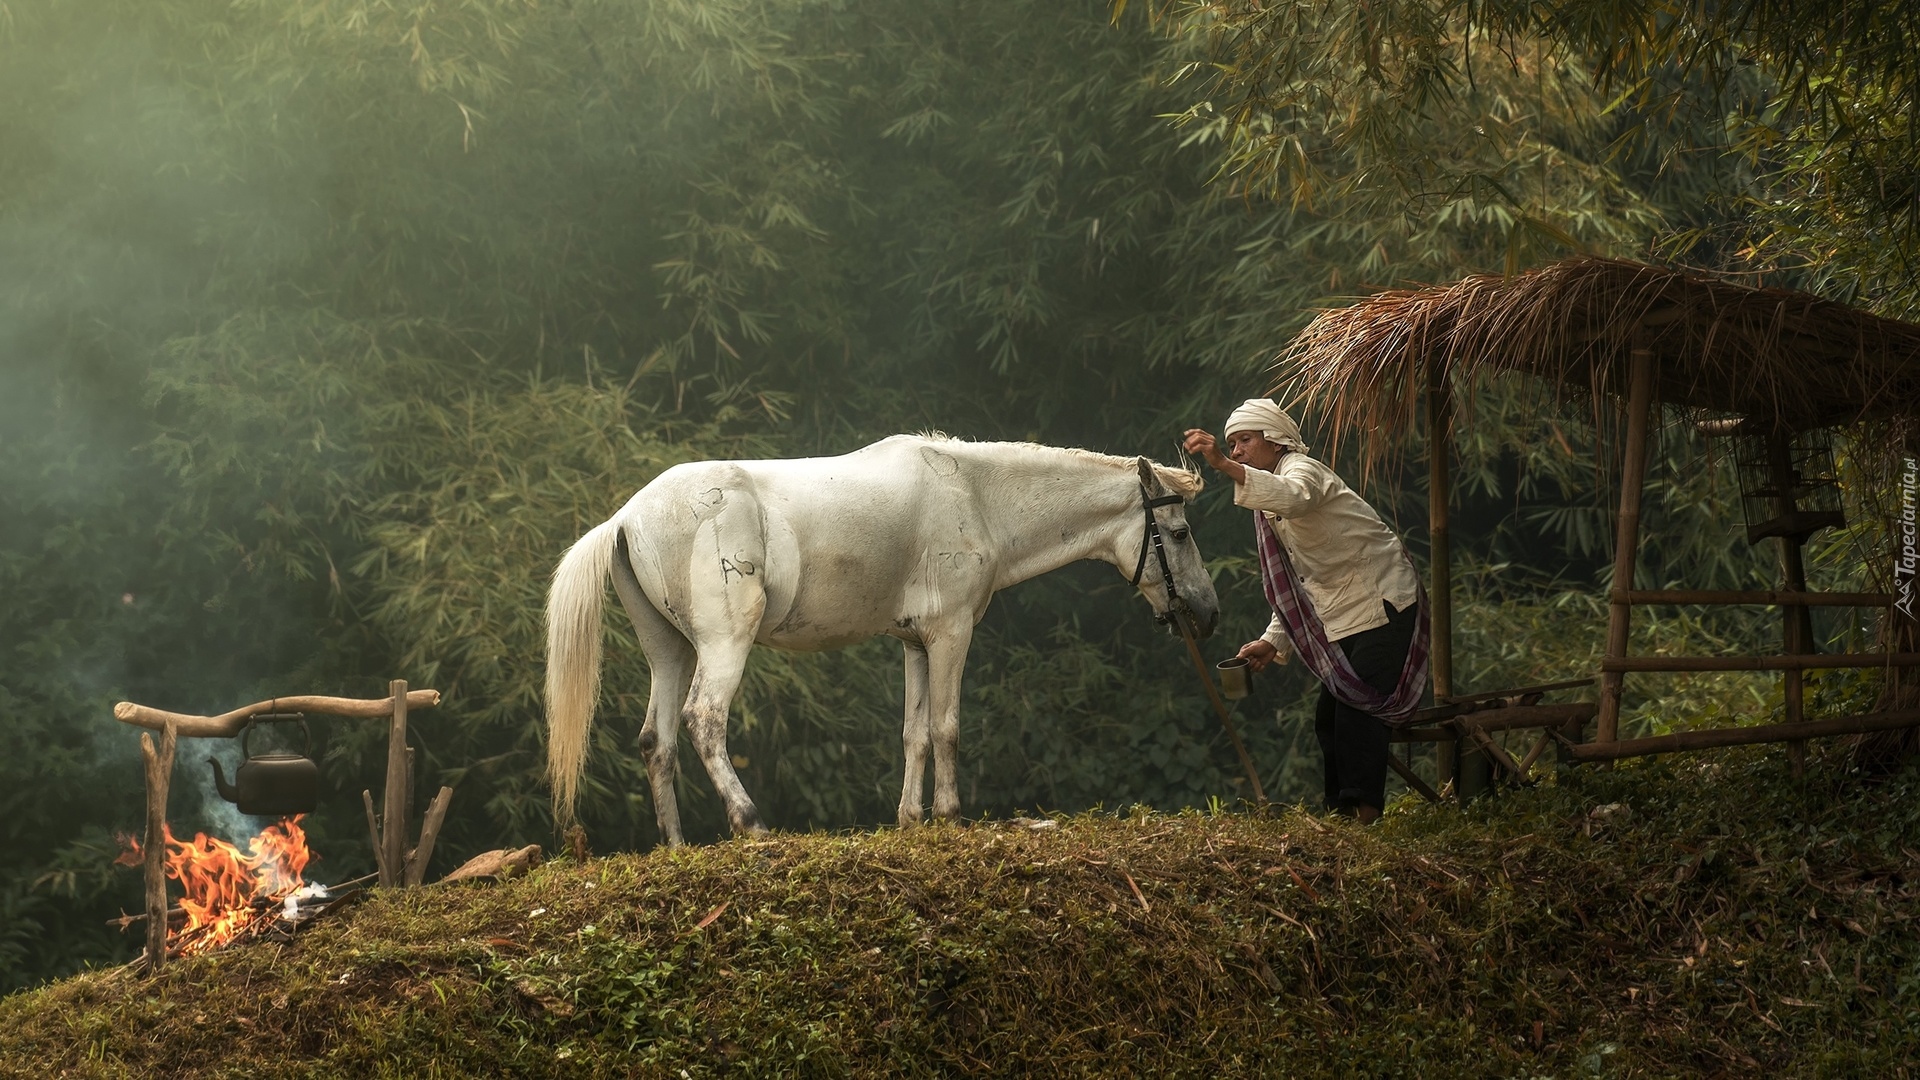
left=363, top=789, right=390, bottom=885
left=405, top=787, right=455, bottom=887
left=380, top=679, right=411, bottom=887
left=140, top=720, right=178, bottom=970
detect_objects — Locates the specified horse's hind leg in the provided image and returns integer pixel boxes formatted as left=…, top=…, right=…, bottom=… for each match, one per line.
left=637, top=645, right=693, bottom=846
left=681, top=640, right=767, bottom=837
left=897, top=641, right=931, bottom=827
left=676, top=493, right=770, bottom=838
left=612, top=534, right=694, bottom=846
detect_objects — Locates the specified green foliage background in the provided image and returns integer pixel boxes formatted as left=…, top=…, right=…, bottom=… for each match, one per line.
left=0, top=0, right=1902, bottom=992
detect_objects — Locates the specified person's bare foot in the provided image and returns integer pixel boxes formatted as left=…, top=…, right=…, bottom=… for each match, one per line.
left=1355, top=805, right=1380, bottom=825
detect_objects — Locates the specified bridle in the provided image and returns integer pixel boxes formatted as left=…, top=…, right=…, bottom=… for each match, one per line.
left=1129, top=484, right=1190, bottom=627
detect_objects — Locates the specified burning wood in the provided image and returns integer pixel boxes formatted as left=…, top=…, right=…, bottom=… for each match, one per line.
left=116, top=817, right=325, bottom=955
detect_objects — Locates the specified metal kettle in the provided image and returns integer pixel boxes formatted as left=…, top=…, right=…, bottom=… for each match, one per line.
left=209, top=714, right=319, bottom=817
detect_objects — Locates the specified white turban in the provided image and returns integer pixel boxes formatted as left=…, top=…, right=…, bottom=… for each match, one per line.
left=1223, top=399, right=1307, bottom=453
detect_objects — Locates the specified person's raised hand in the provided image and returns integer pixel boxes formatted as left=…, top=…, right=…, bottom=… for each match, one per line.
left=1237, top=638, right=1279, bottom=672
left=1183, top=428, right=1229, bottom=470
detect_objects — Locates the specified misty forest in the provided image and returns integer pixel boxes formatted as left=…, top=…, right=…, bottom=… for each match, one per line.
left=3, top=2, right=1919, bottom=1065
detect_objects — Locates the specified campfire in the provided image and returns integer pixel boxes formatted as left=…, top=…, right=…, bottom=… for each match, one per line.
left=117, top=817, right=335, bottom=955
left=115, top=684, right=449, bottom=970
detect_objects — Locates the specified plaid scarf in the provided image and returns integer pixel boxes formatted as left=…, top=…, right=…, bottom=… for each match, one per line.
left=1255, top=512, right=1430, bottom=724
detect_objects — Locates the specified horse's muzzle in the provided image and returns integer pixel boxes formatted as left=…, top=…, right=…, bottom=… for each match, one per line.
left=1162, top=599, right=1218, bottom=640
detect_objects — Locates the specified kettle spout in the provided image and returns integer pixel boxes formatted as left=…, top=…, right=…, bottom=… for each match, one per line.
left=208, top=758, right=241, bottom=804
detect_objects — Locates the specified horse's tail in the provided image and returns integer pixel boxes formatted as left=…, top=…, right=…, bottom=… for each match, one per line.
left=546, top=517, right=621, bottom=829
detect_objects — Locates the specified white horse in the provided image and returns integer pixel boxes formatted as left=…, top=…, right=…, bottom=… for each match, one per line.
left=545, top=434, right=1218, bottom=844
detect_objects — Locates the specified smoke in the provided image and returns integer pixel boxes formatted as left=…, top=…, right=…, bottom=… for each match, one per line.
left=188, top=741, right=260, bottom=846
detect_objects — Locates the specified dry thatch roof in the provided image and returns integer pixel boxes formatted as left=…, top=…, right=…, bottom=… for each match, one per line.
left=1284, top=256, right=1920, bottom=460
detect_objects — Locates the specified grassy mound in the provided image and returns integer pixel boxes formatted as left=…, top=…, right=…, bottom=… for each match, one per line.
left=4, top=753, right=1917, bottom=1078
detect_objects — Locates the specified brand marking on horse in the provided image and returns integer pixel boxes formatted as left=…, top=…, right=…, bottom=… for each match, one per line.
left=920, top=447, right=959, bottom=476
left=693, top=487, right=727, bottom=521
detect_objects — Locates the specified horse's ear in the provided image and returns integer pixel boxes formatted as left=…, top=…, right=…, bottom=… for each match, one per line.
left=1135, top=457, right=1164, bottom=494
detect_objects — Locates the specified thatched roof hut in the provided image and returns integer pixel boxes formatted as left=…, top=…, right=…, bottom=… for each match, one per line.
left=1275, top=256, right=1920, bottom=779
left=1285, top=255, right=1920, bottom=462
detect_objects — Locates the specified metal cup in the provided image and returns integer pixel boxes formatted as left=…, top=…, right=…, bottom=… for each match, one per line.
left=1216, top=656, right=1251, bottom=701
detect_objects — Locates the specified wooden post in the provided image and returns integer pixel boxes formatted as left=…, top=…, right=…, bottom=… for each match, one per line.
left=1597, top=348, right=1655, bottom=747
left=405, top=787, right=456, bottom=886
left=380, top=679, right=410, bottom=888
left=140, top=720, right=177, bottom=970
left=1427, top=360, right=1457, bottom=793
left=363, top=789, right=390, bottom=885
left=1782, top=545, right=1809, bottom=777
left=1768, top=430, right=1816, bottom=778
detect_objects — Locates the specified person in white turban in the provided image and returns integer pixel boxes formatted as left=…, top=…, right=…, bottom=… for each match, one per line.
left=1184, top=400, right=1428, bottom=824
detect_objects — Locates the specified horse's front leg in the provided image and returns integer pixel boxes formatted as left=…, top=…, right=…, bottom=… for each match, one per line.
left=897, top=641, right=931, bottom=827
left=924, top=626, right=975, bottom=822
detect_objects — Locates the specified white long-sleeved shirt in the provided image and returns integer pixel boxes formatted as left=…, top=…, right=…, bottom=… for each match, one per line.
left=1234, top=454, right=1421, bottom=661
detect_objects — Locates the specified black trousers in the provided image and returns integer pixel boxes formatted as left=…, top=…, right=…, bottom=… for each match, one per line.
left=1314, top=600, right=1419, bottom=812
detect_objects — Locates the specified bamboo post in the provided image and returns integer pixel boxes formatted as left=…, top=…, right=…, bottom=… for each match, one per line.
left=140, top=720, right=177, bottom=970
left=1427, top=360, right=1457, bottom=792
left=1386, top=755, right=1442, bottom=802
left=1769, top=430, right=1817, bottom=778
left=1597, top=348, right=1655, bottom=747
left=1561, top=707, right=1920, bottom=762
left=380, top=679, right=411, bottom=888
left=1782, top=545, right=1810, bottom=778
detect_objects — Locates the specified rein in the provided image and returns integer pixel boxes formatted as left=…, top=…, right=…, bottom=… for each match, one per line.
left=1126, top=483, right=1269, bottom=804
left=1129, top=487, right=1187, bottom=624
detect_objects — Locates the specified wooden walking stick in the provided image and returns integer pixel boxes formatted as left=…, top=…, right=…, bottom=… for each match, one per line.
left=1175, top=616, right=1268, bottom=804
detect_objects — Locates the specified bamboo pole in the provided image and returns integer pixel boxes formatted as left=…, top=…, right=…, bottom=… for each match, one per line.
left=114, top=690, right=441, bottom=739
left=1560, top=708, right=1920, bottom=762
left=1427, top=359, right=1456, bottom=792
left=1601, top=653, right=1920, bottom=672
left=140, top=720, right=177, bottom=970
left=380, top=680, right=411, bottom=888
left=1763, top=430, right=1816, bottom=778
left=1515, top=730, right=1554, bottom=774
left=1387, top=755, right=1442, bottom=802
left=1457, top=722, right=1530, bottom=781
left=1615, top=589, right=1890, bottom=607
left=1597, top=348, right=1655, bottom=747
left=1438, top=676, right=1593, bottom=706
left=1405, top=702, right=1596, bottom=734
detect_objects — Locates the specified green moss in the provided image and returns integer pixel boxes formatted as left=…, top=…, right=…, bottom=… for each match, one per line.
left=5, top=751, right=1918, bottom=1078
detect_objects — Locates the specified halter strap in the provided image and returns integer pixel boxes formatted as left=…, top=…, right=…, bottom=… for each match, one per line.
left=1130, top=490, right=1188, bottom=619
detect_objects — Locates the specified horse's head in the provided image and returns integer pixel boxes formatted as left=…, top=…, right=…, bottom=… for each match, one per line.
left=1130, top=458, right=1220, bottom=639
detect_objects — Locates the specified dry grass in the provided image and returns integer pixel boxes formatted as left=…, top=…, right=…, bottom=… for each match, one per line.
left=1283, top=255, right=1920, bottom=471
left=3, top=750, right=1918, bottom=1078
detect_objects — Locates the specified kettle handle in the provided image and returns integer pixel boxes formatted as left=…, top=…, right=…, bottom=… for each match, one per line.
left=241, top=713, right=312, bottom=758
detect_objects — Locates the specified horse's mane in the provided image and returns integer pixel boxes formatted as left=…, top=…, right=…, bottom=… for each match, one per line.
left=911, top=431, right=1204, bottom=498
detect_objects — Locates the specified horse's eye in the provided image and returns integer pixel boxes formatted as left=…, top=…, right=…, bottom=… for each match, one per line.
left=1171, top=528, right=1190, bottom=543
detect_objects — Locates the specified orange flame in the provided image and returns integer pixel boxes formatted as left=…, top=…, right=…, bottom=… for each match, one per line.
left=121, top=817, right=313, bottom=954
